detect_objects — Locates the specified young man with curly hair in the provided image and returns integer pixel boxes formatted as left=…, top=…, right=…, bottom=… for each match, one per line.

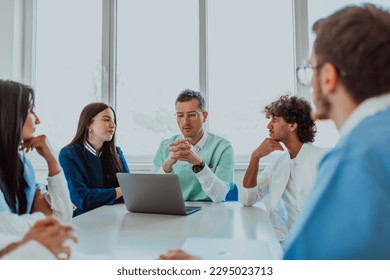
left=239, top=95, right=325, bottom=242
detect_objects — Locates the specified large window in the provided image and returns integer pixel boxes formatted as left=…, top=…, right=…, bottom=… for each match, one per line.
left=208, top=0, right=294, bottom=156
left=116, top=0, right=296, bottom=158
left=34, top=0, right=102, bottom=151
left=116, top=0, right=199, bottom=157
left=27, top=0, right=365, bottom=164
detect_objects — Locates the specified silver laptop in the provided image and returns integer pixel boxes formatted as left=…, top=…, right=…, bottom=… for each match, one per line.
left=116, top=173, right=201, bottom=215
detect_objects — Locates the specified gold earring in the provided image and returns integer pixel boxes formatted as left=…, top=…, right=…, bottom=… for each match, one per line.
left=89, top=129, right=92, bottom=133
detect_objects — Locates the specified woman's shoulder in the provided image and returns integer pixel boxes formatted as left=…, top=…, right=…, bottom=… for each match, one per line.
left=59, top=143, right=83, bottom=157
left=19, top=155, right=34, bottom=171
left=115, top=146, right=126, bottom=156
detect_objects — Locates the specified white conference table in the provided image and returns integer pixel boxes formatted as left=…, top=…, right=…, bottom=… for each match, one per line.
left=72, top=201, right=283, bottom=260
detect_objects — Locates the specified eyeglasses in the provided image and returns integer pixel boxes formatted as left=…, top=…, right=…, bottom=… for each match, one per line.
left=297, top=63, right=346, bottom=87
left=174, top=111, right=204, bottom=120
left=296, top=64, right=323, bottom=87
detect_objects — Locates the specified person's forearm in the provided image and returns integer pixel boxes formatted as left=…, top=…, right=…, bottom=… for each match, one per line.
left=115, top=187, right=122, bottom=199
left=243, top=156, right=260, bottom=188
left=0, top=242, right=22, bottom=258
left=46, top=158, right=61, bottom=177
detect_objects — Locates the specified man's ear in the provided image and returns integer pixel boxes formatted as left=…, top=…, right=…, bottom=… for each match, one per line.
left=202, top=111, right=208, bottom=123
left=290, top=122, right=298, bottom=132
left=320, top=63, right=340, bottom=94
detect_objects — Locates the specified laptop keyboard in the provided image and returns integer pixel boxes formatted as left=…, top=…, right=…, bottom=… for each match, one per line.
left=185, top=206, right=202, bottom=214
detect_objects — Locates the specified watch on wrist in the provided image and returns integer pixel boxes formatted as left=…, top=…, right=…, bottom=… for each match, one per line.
left=192, top=160, right=205, bottom=173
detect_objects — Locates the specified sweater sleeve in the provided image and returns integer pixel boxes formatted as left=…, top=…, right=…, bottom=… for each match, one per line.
left=0, top=211, right=45, bottom=236
left=117, top=147, right=130, bottom=173
left=194, top=141, right=234, bottom=202
left=44, top=170, right=73, bottom=223
left=1, top=240, right=55, bottom=260
left=152, top=140, right=168, bottom=173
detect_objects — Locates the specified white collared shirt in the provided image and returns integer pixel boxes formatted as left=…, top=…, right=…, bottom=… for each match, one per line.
left=191, top=131, right=208, bottom=153
left=239, top=143, right=326, bottom=239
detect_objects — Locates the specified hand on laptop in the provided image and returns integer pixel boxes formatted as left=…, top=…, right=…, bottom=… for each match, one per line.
left=159, top=249, right=201, bottom=260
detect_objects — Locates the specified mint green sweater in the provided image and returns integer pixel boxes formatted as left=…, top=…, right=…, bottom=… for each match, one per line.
left=152, top=133, right=234, bottom=201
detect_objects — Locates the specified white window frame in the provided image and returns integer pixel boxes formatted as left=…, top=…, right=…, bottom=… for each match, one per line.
left=17, top=0, right=310, bottom=172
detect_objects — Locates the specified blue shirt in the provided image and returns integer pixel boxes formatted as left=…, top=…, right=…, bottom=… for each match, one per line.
left=284, top=108, right=390, bottom=259
left=59, top=143, right=130, bottom=216
left=0, top=157, right=37, bottom=214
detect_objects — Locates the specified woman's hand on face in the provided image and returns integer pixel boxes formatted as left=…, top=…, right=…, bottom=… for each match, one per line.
left=23, top=135, right=56, bottom=161
left=23, top=135, right=61, bottom=176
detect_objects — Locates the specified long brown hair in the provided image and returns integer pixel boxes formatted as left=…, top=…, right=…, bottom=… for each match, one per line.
left=68, top=102, right=124, bottom=187
left=0, top=80, right=34, bottom=214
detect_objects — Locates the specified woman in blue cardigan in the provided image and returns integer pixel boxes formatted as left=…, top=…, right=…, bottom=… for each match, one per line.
left=59, top=102, right=130, bottom=216
left=0, top=80, right=73, bottom=235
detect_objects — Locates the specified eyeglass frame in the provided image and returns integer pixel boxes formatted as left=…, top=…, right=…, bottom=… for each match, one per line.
left=296, top=62, right=346, bottom=87
left=174, top=111, right=205, bottom=120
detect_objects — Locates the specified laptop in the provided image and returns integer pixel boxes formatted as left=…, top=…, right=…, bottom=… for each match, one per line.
left=181, top=237, right=272, bottom=260
left=116, top=173, right=201, bottom=215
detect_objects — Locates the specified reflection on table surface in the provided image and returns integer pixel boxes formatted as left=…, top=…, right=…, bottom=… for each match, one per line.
left=72, top=201, right=282, bottom=260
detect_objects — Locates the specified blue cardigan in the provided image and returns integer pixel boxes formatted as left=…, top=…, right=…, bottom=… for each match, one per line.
left=59, top=143, right=130, bottom=216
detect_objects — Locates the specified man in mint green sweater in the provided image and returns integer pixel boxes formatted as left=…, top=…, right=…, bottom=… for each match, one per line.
left=152, top=89, right=234, bottom=202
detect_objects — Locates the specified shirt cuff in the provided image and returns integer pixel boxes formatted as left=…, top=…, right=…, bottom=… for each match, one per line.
left=46, top=170, right=68, bottom=195
left=238, top=184, right=259, bottom=206
left=45, top=170, right=73, bottom=222
left=0, top=211, right=45, bottom=236
left=194, top=165, right=230, bottom=202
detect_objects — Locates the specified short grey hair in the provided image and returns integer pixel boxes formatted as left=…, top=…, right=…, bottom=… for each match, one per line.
left=175, top=89, right=206, bottom=111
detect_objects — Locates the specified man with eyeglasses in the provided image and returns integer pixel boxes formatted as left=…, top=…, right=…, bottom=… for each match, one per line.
left=152, top=89, right=234, bottom=202
left=284, top=4, right=390, bottom=259
left=239, top=95, right=325, bottom=242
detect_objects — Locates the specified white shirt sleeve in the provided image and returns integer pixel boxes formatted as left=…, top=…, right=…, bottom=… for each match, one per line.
left=194, top=165, right=230, bottom=203
left=44, top=170, right=73, bottom=223
left=1, top=240, right=55, bottom=260
left=0, top=211, right=45, bottom=235
left=239, top=162, right=271, bottom=206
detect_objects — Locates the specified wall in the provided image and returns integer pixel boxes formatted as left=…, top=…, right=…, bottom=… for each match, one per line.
left=0, top=0, right=15, bottom=79
left=0, top=0, right=25, bottom=81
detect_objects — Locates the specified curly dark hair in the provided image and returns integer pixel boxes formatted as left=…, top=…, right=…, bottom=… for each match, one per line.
left=264, top=95, right=316, bottom=143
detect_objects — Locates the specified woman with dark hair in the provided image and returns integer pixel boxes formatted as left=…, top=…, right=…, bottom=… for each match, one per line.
left=59, top=102, right=129, bottom=216
left=0, top=80, right=73, bottom=234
